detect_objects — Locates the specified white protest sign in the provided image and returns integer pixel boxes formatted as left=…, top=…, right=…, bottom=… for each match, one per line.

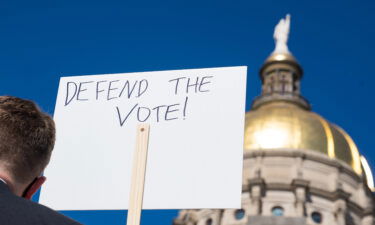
left=39, top=66, right=247, bottom=210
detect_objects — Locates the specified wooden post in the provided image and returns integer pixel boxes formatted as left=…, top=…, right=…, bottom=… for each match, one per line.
left=127, top=124, right=150, bottom=225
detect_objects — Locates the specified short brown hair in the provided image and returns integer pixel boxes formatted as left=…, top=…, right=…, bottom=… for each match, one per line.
left=0, top=96, right=55, bottom=184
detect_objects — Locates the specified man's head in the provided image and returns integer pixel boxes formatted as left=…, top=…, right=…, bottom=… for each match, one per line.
left=0, top=96, right=55, bottom=197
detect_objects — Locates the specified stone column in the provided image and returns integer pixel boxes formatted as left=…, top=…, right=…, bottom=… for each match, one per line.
left=334, top=199, right=346, bottom=225
left=292, top=179, right=309, bottom=217
left=248, top=175, right=265, bottom=216
left=333, top=186, right=350, bottom=225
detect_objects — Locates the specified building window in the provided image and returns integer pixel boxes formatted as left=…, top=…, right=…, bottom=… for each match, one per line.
left=311, top=212, right=322, bottom=224
left=205, top=218, right=213, bottom=225
left=234, top=209, right=245, bottom=220
left=271, top=206, right=284, bottom=216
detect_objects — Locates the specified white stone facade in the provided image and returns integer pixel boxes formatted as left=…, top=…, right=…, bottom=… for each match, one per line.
left=173, top=149, right=374, bottom=225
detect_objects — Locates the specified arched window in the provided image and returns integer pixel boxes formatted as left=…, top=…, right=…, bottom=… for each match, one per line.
left=234, top=209, right=245, bottom=220
left=205, top=218, right=213, bottom=225
left=311, top=211, right=322, bottom=224
left=271, top=206, right=284, bottom=216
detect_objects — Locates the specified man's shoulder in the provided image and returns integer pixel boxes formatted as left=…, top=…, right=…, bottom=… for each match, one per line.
left=0, top=193, right=82, bottom=225
left=25, top=198, right=82, bottom=225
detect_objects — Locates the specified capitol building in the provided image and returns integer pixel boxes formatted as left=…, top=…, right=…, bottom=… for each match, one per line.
left=173, top=16, right=375, bottom=225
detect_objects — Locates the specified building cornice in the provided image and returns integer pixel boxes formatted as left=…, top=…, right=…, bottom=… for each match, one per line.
left=244, top=149, right=363, bottom=184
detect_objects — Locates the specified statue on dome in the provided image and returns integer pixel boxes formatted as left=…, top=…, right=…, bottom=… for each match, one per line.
left=273, top=14, right=291, bottom=54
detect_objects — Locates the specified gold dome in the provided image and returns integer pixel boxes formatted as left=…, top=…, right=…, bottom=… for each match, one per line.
left=244, top=101, right=362, bottom=174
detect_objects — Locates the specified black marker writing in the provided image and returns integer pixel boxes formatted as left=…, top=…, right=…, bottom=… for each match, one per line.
left=199, top=76, right=213, bottom=92
left=137, top=107, right=151, bottom=122
left=65, top=82, right=77, bottom=106
left=107, top=80, right=120, bottom=100
left=119, top=80, right=138, bottom=98
left=168, top=75, right=213, bottom=94
left=116, top=99, right=188, bottom=126
left=116, top=104, right=138, bottom=126
left=77, top=81, right=94, bottom=101
left=64, top=79, right=150, bottom=106
left=183, top=96, right=188, bottom=120
left=96, top=80, right=107, bottom=100
left=152, top=105, right=167, bottom=122
left=137, top=79, right=148, bottom=97
left=168, top=77, right=186, bottom=95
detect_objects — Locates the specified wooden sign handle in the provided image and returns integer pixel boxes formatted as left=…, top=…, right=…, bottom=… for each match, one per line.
left=127, top=124, right=150, bottom=225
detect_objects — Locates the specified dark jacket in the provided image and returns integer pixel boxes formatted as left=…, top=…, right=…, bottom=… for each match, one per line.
left=0, top=181, right=82, bottom=225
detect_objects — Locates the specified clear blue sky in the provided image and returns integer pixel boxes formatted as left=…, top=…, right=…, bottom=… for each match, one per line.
left=1, top=0, right=375, bottom=224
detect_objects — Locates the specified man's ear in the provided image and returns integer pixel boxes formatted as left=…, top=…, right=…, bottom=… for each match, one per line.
left=23, top=176, right=46, bottom=200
